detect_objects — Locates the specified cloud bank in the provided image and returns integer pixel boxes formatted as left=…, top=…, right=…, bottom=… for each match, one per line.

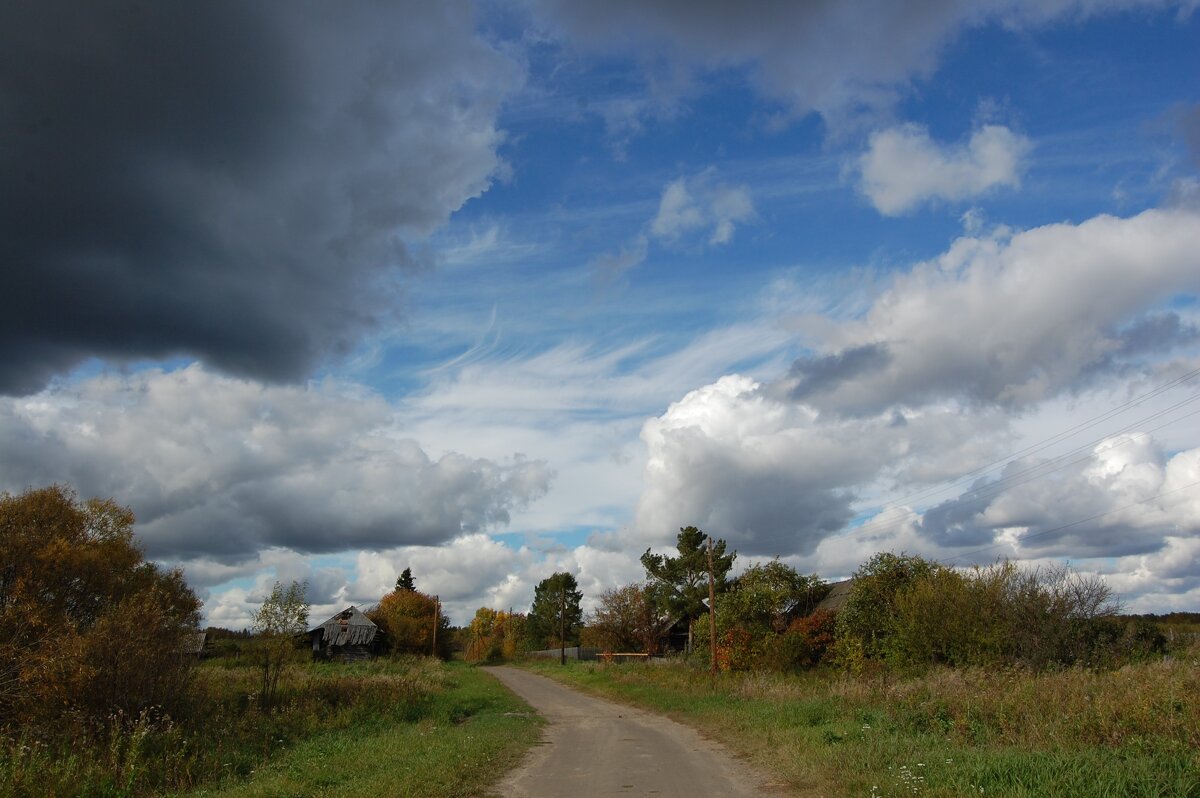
left=631, top=207, right=1200, bottom=587
left=0, top=365, right=551, bottom=562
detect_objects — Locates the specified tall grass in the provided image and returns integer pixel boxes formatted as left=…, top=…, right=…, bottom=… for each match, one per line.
left=0, top=658, right=537, bottom=798
left=523, top=642, right=1199, bottom=797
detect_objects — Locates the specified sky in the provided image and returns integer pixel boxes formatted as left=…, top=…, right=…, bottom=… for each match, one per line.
left=2, top=0, right=1199, bottom=628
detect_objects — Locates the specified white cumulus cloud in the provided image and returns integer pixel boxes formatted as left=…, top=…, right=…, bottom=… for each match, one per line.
left=650, top=174, right=755, bottom=245
left=859, top=124, right=1032, bottom=215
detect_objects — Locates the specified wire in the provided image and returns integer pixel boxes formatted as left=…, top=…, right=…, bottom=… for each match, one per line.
left=941, top=477, right=1200, bottom=567
left=843, top=399, right=1200, bottom=545
left=853, top=374, right=1200, bottom=529
left=736, top=366, right=1200, bottom=556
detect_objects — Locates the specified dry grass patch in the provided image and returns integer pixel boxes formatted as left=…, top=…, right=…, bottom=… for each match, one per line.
left=521, top=644, right=1199, bottom=797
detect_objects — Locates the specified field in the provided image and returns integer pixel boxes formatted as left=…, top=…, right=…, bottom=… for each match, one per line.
left=522, top=647, right=1200, bottom=798
left=0, top=658, right=539, bottom=798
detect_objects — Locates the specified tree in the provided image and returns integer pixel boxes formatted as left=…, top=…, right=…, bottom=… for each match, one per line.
left=719, top=559, right=826, bottom=636
left=585, top=582, right=672, bottom=654
left=368, top=587, right=449, bottom=658
left=464, top=607, right=528, bottom=662
left=0, top=485, right=201, bottom=726
left=695, top=560, right=827, bottom=670
left=833, top=552, right=940, bottom=668
left=395, top=567, right=416, bottom=592
left=641, top=526, right=734, bottom=651
left=527, top=572, right=583, bottom=650
left=251, top=580, right=309, bottom=710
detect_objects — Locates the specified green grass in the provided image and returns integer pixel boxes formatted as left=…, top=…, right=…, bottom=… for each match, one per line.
left=179, top=662, right=540, bottom=798
left=0, top=659, right=540, bottom=798
left=520, top=655, right=1200, bottom=797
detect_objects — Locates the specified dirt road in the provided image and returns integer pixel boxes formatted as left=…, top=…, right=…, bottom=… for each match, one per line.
left=486, top=666, right=786, bottom=798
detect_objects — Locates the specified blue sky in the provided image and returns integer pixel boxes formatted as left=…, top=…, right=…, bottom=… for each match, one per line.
left=2, top=1, right=1199, bottom=626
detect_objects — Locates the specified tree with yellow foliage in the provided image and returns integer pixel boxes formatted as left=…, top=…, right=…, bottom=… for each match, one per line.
left=368, top=588, right=449, bottom=658
left=0, top=485, right=201, bottom=727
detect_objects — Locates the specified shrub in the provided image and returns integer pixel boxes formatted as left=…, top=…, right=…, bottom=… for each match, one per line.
left=838, top=555, right=1132, bottom=671
left=834, top=552, right=941, bottom=666
left=715, top=627, right=755, bottom=672
left=0, top=485, right=201, bottom=730
left=774, top=609, right=837, bottom=669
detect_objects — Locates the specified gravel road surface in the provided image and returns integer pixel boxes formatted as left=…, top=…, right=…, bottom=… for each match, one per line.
left=487, top=666, right=787, bottom=798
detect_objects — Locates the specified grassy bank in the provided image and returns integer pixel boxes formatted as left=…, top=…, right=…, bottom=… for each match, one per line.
left=0, top=658, right=539, bottom=798
left=522, top=650, right=1199, bottom=798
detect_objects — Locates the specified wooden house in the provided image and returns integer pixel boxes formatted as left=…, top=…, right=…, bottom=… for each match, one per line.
left=308, top=605, right=378, bottom=662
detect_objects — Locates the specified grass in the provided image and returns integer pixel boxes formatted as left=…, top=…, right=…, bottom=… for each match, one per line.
left=0, top=658, right=540, bottom=798
left=520, top=649, right=1200, bottom=798
left=179, top=661, right=539, bottom=798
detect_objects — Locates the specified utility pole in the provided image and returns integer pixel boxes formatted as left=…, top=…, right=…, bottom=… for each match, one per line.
left=708, top=535, right=717, bottom=688
left=560, top=582, right=567, bottom=665
left=431, top=595, right=439, bottom=658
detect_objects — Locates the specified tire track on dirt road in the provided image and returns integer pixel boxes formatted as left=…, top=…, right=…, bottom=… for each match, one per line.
left=486, top=666, right=790, bottom=798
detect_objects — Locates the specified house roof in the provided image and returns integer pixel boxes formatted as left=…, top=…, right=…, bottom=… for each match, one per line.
left=814, top=579, right=853, bottom=613
left=310, top=605, right=377, bottom=647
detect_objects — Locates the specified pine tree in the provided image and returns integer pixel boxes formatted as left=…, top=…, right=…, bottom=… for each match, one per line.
left=641, top=526, right=734, bottom=651
left=528, top=572, right=583, bottom=649
left=396, top=567, right=416, bottom=592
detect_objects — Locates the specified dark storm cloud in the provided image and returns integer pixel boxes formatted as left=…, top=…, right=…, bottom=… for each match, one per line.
left=0, top=1, right=520, bottom=395
left=917, top=483, right=1006, bottom=549
left=786, top=343, right=892, bottom=403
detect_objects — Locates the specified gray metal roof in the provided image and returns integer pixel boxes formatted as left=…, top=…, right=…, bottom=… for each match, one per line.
left=814, top=579, right=853, bottom=613
left=311, top=605, right=378, bottom=647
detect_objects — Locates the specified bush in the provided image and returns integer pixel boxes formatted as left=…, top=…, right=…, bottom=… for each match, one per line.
left=774, top=609, right=837, bottom=669
left=695, top=560, right=828, bottom=672
left=585, top=582, right=671, bottom=654
left=837, top=555, right=1133, bottom=671
left=0, top=485, right=201, bottom=730
left=834, top=552, right=941, bottom=666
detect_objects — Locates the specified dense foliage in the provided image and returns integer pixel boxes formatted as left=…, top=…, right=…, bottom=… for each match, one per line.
left=527, top=572, right=583, bottom=649
left=0, top=485, right=201, bottom=730
left=695, top=559, right=831, bottom=670
left=583, top=582, right=672, bottom=654
left=368, top=588, right=450, bottom=658
left=834, top=554, right=1158, bottom=671
left=464, top=608, right=529, bottom=662
left=641, top=526, right=735, bottom=649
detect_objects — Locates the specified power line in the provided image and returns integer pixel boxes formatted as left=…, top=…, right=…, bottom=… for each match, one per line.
left=738, top=367, right=1200, bottom=556
left=941, top=477, right=1200, bottom=568
left=852, top=369, right=1200, bottom=528
left=840, top=398, right=1200, bottom=545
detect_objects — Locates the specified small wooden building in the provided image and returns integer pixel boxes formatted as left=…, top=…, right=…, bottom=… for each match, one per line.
left=308, top=606, right=378, bottom=662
